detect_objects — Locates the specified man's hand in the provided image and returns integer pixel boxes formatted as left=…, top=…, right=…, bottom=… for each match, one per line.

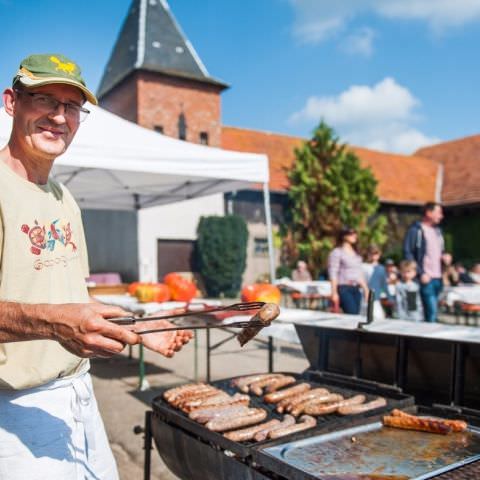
left=40, top=303, right=142, bottom=358
left=130, top=319, right=193, bottom=357
left=420, top=273, right=431, bottom=284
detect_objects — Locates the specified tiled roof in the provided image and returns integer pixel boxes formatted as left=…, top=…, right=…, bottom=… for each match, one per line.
left=416, top=135, right=480, bottom=206
left=98, top=0, right=227, bottom=99
left=222, top=126, right=440, bottom=205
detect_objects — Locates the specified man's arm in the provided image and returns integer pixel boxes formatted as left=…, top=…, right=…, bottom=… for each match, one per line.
left=0, top=301, right=141, bottom=358
left=403, top=225, right=416, bottom=261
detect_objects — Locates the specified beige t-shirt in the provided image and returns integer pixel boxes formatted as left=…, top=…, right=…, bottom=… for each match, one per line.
left=0, top=160, right=90, bottom=390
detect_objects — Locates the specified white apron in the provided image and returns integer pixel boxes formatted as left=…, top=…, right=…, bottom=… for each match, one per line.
left=0, top=372, right=118, bottom=480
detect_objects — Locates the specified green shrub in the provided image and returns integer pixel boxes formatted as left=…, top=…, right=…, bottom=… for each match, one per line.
left=196, top=215, right=248, bottom=297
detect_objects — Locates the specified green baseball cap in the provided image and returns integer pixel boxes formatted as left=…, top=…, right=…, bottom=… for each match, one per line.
left=12, top=53, right=97, bottom=105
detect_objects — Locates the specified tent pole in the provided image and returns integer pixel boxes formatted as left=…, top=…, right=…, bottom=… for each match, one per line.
left=263, top=182, right=276, bottom=282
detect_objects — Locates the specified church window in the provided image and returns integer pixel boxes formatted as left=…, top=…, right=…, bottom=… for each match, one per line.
left=178, top=113, right=187, bottom=140
left=199, top=131, right=209, bottom=145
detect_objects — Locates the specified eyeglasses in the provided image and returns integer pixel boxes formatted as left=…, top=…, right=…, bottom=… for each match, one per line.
left=14, top=89, right=90, bottom=123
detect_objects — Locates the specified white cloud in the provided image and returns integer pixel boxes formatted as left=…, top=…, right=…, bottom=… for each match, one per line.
left=289, top=0, right=480, bottom=45
left=289, top=0, right=363, bottom=44
left=340, top=27, right=376, bottom=57
left=377, top=0, right=480, bottom=32
left=289, top=77, right=440, bottom=153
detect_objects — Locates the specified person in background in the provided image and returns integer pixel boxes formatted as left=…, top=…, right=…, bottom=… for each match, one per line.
left=362, top=245, right=391, bottom=320
left=395, top=260, right=424, bottom=322
left=385, top=258, right=399, bottom=300
left=469, top=263, right=480, bottom=284
left=328, top=227, right=368, bottom=315
left=403, top=202, right=446, bottom=322
left=454, top=262, right=475, bottom=284
left=291, top=260, right=313, bottom=281
left=442, top=252, right=459, bottom=287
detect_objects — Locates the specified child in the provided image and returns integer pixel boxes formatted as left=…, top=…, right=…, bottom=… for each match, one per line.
left=362, top=245, right=391, bottom=320
left=395, top=260, right=424, bottom=322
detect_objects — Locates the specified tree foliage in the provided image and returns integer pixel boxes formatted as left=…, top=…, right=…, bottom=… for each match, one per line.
left=280, top=121, right=386, bottom=277
left=196, top=215, right=248, bottom=297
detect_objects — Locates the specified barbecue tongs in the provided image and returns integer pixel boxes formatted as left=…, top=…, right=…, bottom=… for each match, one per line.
left=109, top=301, right=266, bottom=335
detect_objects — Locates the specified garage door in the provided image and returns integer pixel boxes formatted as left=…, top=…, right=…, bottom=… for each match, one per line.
left=157, top=239, right=195, bottom=281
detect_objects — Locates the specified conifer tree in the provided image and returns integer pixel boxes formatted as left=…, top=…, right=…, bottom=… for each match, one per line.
left=281, top=121, right=386, bottom=277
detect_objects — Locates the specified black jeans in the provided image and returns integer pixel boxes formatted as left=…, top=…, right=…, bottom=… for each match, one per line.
left=338, top=285, right=362, bottom=314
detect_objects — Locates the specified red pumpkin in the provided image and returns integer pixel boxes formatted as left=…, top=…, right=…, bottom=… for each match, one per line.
left=241, top=283, right=281, bottom=305
left=151, top=283, right=171, bottom=303
left=128, top=281, right=143, bottom=296
left=241, top=284, right=260, bottom=302
left=164, top=272, right=183, bottom=287
left=169, top=278, right=197, bottom=302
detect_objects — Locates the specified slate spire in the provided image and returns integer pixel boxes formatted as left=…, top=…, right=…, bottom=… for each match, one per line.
left=97, top=0, right=227, bottom=99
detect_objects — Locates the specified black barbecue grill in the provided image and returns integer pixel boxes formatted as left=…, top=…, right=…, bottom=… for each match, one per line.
left=136, top=319, right=480, bottom=480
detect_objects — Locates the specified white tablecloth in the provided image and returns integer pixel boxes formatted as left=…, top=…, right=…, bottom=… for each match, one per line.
left=274, top=279, right=331, bottom=296
left=442, top=285, right=480, bottom=307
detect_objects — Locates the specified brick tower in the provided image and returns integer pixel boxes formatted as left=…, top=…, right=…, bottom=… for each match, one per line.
left=97, top=0, right=228, bottom=147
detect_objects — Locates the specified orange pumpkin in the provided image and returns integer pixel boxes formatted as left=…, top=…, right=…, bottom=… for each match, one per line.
left=135, top=283, right=172, bottom=303
left=241, top=283, right=281, bottom=305
left=128, top=281, right=143, bottom=296
left=163, top=272, right=197, bottom=302
left=169, top=278, right=196, bottom=302
left=135, top=283, right=155, bottom=303
left=164, top=272, right=183, bottom=287
left=241, top=284, right=260, bottom=302
left=151, top=283, right=171, bottom=303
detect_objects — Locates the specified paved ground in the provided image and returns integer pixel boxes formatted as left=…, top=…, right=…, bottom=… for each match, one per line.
left=90, top=327, right=309, bottom=480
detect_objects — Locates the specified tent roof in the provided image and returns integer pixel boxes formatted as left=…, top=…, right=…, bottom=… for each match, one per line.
left=0, top=106, right=269, bottom=210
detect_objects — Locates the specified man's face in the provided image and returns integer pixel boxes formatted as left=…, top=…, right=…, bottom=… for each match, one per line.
left=6, top=83, right=84, bottom=160
left=425, top=205, right=443, bottom=225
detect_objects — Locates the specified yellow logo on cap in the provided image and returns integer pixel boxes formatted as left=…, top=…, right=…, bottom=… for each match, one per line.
left=50, top=56, right=77, bottom=75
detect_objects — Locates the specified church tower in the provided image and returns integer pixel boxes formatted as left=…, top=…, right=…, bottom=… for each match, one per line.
left=97, top=0, right=228, bottom=147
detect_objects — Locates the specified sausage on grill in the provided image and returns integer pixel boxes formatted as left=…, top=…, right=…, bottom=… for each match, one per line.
left=383, top=415, right=452, bottom=435
left=205, top=408, right=267, bottom=432
left=192, top=405, right=252, bottom=424
left=264, top=376, right=297, bottom=393
left=268, top=415, right=316, bottom=439
left=237, top=303, right=280, bottom=347
left=390, top=409, right=467, bottom=433
left=233, top=374, right=278, bottom=393
left=186, top=392, right=248, bottom=412
left=264, top=383, right=311, bottom=403
left=223, top=419, right=280, bottom=442
left=249, top=375, right=285, bottom=396
left=254, top=415, right=296, bottom=442
left=304, top=394, right=366, bottom=416
left=164, top=383, right=207, bottom=402
left=276, top=388, right=330, bottom=413
left=337, top=396, right=387, bottom=415
left=290, top=393, right=344, bottom=417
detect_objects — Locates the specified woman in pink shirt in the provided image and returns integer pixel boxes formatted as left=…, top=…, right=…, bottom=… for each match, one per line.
left=328, top=227, right=368, bottom=314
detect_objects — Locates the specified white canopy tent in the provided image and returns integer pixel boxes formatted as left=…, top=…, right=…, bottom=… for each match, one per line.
left=0, top=106, right=275, bottom=280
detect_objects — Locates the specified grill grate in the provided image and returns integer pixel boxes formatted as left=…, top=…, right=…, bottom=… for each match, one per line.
left=152, top=370, right=413, bottom=459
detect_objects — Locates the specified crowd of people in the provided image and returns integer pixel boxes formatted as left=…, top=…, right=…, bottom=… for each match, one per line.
left=306, top=202, right=479, bottom=322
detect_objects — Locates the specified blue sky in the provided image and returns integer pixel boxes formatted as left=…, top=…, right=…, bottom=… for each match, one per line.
left=1, top=0, right=480, bottom=153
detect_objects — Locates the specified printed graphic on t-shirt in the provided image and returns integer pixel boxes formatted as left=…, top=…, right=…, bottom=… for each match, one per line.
left=21, top=219, right=77, bottom=256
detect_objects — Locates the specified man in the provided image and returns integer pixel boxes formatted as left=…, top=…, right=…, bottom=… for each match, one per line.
left=0, top=53, right=192, bottom=479
left=403, top=202, right=445, bottom=322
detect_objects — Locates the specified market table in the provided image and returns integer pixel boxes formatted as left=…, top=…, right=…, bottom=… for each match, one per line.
left=274, top=279, right=331, bottom=296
